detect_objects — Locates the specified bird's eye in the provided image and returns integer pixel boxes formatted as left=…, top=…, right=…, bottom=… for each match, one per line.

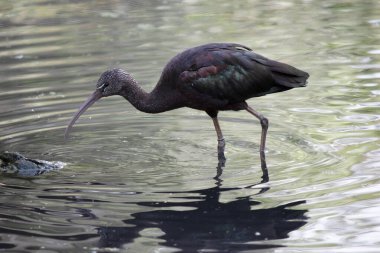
left=97, top=83, right=109, bottom=91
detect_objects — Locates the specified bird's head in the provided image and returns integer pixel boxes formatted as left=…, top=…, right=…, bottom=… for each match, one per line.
left=95, top=68, right=132, bottom=97
left=64, top=68, right=133, bottom=139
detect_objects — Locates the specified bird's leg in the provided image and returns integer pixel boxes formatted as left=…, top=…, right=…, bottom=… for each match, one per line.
left=245, top=105, right=269, bottom=170
left=214, top=152, right=225, bottom=180
left=211, top=116, right=226, bottom=161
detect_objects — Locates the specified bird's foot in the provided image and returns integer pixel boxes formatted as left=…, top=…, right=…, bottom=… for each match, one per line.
left=218, top=152, right=226, bottom=162
left=217, top=138, right=226, bottom=160
left=259, top=150, right=269, bottom=182
left=214, top=158, right=225, bottom=180
left=214, top=149, right=226, bottom=180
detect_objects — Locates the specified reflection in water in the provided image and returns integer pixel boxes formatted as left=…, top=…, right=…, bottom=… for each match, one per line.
left=97, top=163, right=307, bottom=252
left=0, top=158, right=306, bottom=252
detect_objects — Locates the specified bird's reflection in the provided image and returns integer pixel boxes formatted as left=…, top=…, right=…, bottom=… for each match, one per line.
left=97, top=157, right=307, bottom=252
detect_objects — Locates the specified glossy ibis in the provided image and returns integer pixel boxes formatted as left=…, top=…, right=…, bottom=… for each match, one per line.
left=65, top=43, right=309, bottom=170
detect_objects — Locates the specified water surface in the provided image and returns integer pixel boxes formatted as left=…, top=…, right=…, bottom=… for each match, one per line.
left=0, top=0, right=379, bottom=252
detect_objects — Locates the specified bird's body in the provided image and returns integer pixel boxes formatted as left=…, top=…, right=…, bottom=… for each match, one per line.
left=65, top=43, right=309, bottom=171
left=120, top=43, right=308, bottom=113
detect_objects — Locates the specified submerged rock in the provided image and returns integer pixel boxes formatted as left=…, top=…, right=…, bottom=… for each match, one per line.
left=0, top=151, right=66, bottom=177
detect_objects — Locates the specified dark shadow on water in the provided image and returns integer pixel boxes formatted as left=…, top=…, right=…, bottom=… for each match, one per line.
left=0, top=155, right=308, bottom=252
left=97, top=157, right=308, bottom=252
left=0, top=149, right=307, bottom=252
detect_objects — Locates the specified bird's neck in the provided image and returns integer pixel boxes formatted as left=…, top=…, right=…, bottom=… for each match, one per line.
left=120, top=79, right=181, bottom=114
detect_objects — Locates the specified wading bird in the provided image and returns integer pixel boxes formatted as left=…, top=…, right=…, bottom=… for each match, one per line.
left=65, top=43, right=309, bottom=170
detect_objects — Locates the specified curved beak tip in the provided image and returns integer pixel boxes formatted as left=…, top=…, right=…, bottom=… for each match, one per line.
left=63, top=129, right=70, bottom=141
left=64, top=90, right=102, bottom=141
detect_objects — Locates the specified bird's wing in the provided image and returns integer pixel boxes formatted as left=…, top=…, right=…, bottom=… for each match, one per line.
left=176, top=43, right=308, bottom=106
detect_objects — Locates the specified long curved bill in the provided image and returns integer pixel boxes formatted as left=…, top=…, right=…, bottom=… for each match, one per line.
left=64, top=90, right=102, bottom=140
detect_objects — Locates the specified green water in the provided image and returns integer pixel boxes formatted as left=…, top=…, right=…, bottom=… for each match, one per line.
left=0, top=0, right=379, bottom=252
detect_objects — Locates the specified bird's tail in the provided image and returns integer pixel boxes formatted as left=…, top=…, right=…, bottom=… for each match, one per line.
left=252, top=54, right=309, bottom=88
left=266, top=59, right=309, bottom=88
left=272, top=63, right=309, bottom=88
